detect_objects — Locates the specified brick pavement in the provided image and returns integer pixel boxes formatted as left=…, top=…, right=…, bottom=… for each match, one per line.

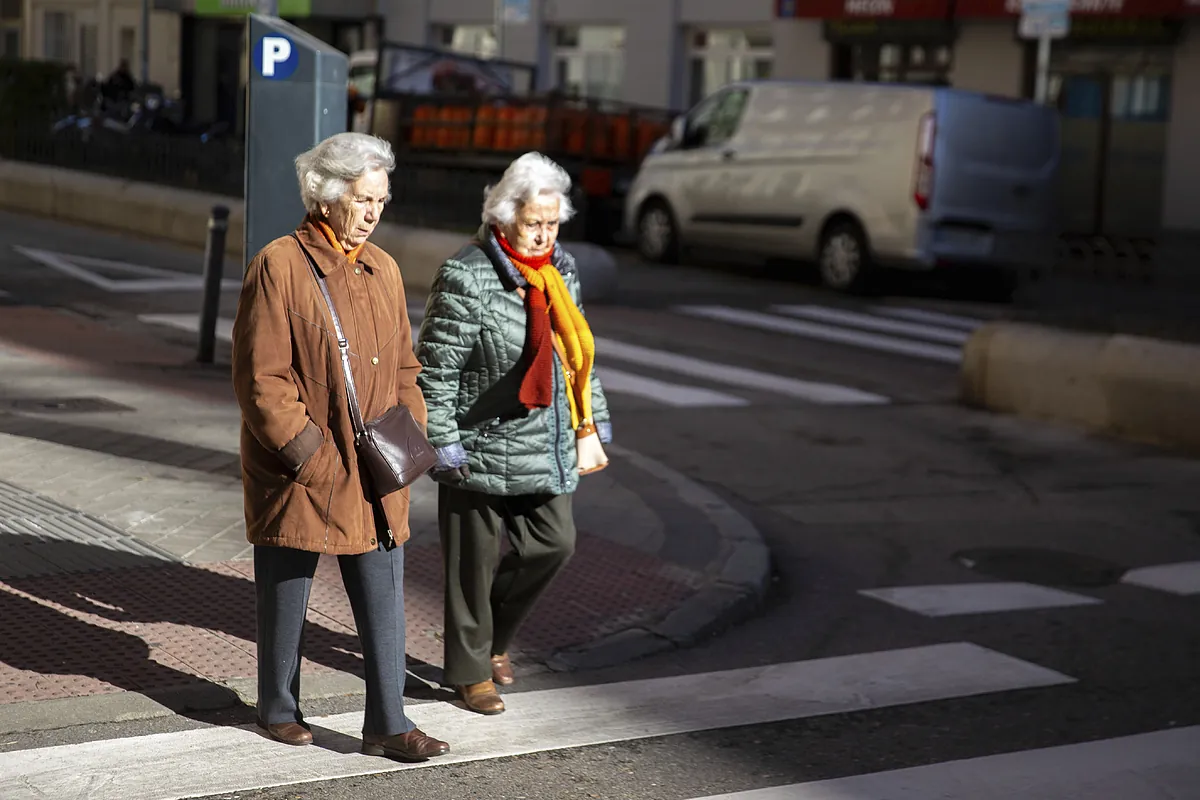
left=0, top=307, right=768, bottom=728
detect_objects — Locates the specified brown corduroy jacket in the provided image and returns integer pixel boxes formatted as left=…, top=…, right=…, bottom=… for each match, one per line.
left=230, top=218, right=427, bottom=554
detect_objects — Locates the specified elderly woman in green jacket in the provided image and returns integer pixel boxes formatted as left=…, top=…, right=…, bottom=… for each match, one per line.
left=415, top=152, right=611, bottom=715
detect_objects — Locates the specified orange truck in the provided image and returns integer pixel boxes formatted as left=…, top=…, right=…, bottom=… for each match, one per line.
left=357, top=42, right=675, bottom=242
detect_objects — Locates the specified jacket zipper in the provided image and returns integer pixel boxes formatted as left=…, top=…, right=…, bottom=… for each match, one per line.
left=552, top=357, right=567, bottom=489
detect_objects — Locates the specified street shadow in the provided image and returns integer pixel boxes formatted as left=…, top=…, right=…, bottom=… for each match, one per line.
left=0, top=532, right=444, bottom=726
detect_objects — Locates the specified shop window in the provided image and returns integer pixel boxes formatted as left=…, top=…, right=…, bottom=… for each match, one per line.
left=687, top=28, right=773, bottom=106
left=78, top=23, right=97, bottom=77
left=835, top=42, right=952, bottom=85
left=552, top=25, right=624, bottom=101
left=42, top=11, right=72, bottom=62
left=434, top=25, right=498, bottom=60
left=1110, top=75, right=1170, bottom=122
left=0, top=26, right=18, bottom=58
left=119, top=26, right=136, bottom=66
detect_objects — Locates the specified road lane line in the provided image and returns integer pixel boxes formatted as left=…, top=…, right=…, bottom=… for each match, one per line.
left=14, top=247, right=241, bottom=293
left=595, top=337, right=890, bottom=405
left=596, top=367, right=750, bottom=407
left=773, top=305, right=971, bottom=345
left=687, top=726, right=1200, bottom=799
left=859, top=582, right=1103, bottom=617
left=677, top=305, right=963, bottom=364
left=0, top=643, right=1074, bottom=800
left=1121, top=561, right=1200, bottom=596
left=871, top=305, right=986, bottom=331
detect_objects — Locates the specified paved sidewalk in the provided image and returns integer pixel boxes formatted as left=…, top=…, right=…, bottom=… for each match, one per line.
left=0, top=306, right=769, bottom=734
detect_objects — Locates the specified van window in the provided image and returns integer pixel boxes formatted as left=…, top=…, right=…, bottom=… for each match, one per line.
left=681, top=88, right=749, bottom=149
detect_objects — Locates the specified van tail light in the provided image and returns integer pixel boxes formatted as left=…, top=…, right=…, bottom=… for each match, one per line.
left=913, top=112, right=936, bottom=210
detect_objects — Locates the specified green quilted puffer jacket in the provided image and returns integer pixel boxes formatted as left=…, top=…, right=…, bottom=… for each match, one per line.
left=415, top=226, right=612, bottom=497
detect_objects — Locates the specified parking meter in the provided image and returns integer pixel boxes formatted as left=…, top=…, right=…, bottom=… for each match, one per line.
left=243, top=13, right=348, bottom=264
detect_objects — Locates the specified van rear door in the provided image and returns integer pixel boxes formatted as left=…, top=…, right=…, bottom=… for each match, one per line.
left=921, top=91, right=1060, bottom=269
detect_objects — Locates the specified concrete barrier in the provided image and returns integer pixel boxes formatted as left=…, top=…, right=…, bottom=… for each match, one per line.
left=961, top=321, right=1200, bottom=452
left=0, top=159, right=618, bottom=302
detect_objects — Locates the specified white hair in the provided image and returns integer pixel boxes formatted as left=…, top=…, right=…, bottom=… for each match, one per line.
left=482, top=151, right=576, bottom=226
left=295, top=132, right=395, bottom=214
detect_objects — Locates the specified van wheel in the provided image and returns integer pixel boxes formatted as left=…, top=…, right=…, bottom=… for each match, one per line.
left=818, top=220, right=873, bottom=294
left=637, top=201, right=680, bottom=264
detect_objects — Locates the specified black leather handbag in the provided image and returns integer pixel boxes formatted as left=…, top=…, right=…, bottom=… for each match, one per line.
left=293, top=235, right=436, bottom=495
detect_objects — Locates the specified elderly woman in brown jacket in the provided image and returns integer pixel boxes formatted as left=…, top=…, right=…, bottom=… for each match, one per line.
left=231, top=132, right=448, bottom=762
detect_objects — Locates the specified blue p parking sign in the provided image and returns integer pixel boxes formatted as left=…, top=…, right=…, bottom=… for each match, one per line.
left=253, top=34, right=298, bottom=79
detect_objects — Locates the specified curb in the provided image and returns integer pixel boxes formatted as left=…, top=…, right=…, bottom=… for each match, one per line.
left=544, top=443, right=771, bottom=672
left=0, top=160, right=618, bottom=304
left=961, top=321, right=1200, bottom=453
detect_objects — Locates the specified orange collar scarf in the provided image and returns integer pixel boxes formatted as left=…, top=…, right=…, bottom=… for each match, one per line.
left=312, top=216, right=365, bottom=263
left=495, top=229, right=595, bottom=428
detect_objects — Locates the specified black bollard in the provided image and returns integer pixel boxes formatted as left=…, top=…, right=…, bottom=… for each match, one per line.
left=197, top=204, right=230, bottom=364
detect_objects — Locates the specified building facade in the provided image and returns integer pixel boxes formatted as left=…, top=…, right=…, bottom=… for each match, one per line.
left=381, top=0, right=1200, bottom=237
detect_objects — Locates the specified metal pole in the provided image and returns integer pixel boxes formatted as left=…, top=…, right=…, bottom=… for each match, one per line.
left=140, top=0, right=150, bottom=84
left=494, top=0, right=505, bottom=59
left=197, top=205, right=231, bottom=364
left=1034, top=34, right=1051, bottom=104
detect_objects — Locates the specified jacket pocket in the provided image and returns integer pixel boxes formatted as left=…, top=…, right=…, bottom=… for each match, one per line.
left=294, top=434, right=338, bottom=490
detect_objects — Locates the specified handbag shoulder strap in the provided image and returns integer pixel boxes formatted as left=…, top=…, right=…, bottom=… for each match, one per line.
left=290, top=233, right=368, bottom=441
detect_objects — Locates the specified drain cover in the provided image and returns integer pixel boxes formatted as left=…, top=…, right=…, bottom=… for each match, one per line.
left=953, top=547, right=1126, bottom=588
left=0, top=397, right=135, bottom=413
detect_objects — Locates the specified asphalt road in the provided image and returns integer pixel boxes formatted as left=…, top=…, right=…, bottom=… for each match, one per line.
left=1, top=211, right=1199, bottom=799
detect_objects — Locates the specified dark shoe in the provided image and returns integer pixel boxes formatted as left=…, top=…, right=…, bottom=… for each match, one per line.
left=457, top=680, right=505, bottom=715
left=256, top=719, right=312, bottom=746
left=362, top=728, right=451, bottom=762
left=491, top=653, right=515, bottom=686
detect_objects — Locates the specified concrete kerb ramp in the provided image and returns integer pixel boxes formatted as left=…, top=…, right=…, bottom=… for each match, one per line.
left=961, top=321, right=1200, bottom=453
left=0, top=160, right=619, bottom=303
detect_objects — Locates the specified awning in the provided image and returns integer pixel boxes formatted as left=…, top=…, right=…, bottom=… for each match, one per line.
left=955, top=0, right=1186, bottom=16
left=776, top=0, right=953, bottom=19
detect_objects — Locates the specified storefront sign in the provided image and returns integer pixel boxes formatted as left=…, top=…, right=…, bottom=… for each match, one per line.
left=1019, top=0, right=1070, bottom=37
left=194, top=0, right=312, bottom=15
left=778, top=0, right=951, bottom=17
left=823, top=18, right=957, bottom=39
left=957, top=0, right=1183, bottom=14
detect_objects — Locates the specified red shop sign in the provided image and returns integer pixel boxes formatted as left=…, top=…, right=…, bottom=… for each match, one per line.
left=778, top=0, right=952, bottom=17
left=955, top=0, right=1186, bottom=15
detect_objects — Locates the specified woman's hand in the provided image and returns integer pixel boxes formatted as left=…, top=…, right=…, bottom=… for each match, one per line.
left=430, top=465, right=471, bottom=485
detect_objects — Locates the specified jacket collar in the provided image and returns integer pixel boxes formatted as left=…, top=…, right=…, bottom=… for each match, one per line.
left=294, top=217, right=379, bottom=276
left=476, top=224, right=571, bottom=291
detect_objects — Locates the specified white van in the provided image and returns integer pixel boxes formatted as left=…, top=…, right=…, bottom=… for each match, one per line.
left=624, top=80, right=1060, bottom=294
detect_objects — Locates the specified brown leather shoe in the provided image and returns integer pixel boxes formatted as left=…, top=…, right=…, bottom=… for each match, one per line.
left=491, top=653, right=515, bottom=686
left=457, top=680, right=505, bottom=715
left=256, top=719, right=312, bottom=746
left=362, top=728, right=450, bottom=762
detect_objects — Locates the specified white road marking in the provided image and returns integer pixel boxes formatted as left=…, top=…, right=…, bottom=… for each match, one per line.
left=596, top=337, right=890, bottom=405
left=141, top=312, right=890, bottom=407
left=14, top=247, right=241, bottom=294
left=677, top=305, right=963, bottom=364
left=0, top=643, right=1073, bottom=800
left=773, top=304, right=971, bottom=345
left=139, top=313, right=234, bottom=344
left=687, top=725, right=1200, bottom=799
left=871, top=305, right=987, bottom=331
left=596, top=367, right=750, bottom=407
left=859, top=582, right=1103, bottom=617
left=1121, top=561, right=1200, bottom=596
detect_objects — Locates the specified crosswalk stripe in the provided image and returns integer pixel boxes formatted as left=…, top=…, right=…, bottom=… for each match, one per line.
left=138, top=312, right=889, bottom=408
left=0, top=643, right=1073, bottom=800
left=595, top=337, right=890, bottom=405
left=1121, top=561, right=1200, bottom=596
left=773, top=304, right=971, bottom=345
left=677, top=305, right=964, bottom=364
left=871, top=305, right=986, bottom=331
left=686, top=725, right=1200, bottom=799
left=859, top=582, right=1103, bottom=617
left=595, top=367, right=750, bottom=407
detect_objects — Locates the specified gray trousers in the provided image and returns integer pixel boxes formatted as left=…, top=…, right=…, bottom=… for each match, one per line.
left=438, top=485, right=577, bottom=686
left=254, top=542, right=413, bottom=737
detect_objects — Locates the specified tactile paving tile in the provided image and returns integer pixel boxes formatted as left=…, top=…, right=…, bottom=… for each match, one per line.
left=0, top=532, right=704, bottom=703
